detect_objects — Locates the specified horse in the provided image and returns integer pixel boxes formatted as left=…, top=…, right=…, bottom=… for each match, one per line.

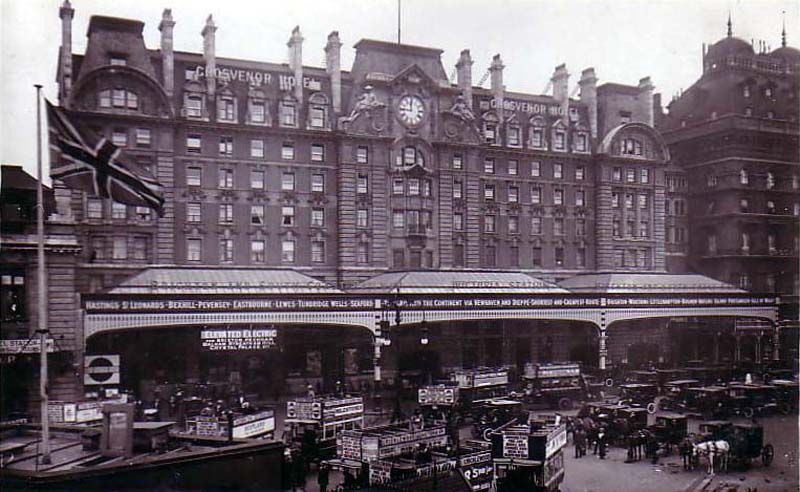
left=693, top=440, right=730, bottom=475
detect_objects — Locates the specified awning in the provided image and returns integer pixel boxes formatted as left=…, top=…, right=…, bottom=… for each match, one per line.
left=106, top=267, right=342, bottom=295
left=349, top=271, right=569, bottom=295
left=558, top=273, right=745, bottom=294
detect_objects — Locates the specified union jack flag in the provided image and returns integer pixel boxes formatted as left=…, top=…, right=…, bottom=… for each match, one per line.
left=45, top=100, right=165, bottom=216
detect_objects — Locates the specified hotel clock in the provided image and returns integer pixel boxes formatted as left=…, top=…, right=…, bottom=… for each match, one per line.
left=398, top=95, right=425, bottom=126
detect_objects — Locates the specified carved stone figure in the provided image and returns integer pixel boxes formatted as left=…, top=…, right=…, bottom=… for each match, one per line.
left=346, top=85, right=385, bottom=121
left=446, top=95, right=475, bottom=123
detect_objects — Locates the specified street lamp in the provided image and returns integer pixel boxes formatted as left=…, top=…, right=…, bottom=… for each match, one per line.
left=420, top=318, right=429, bottom=346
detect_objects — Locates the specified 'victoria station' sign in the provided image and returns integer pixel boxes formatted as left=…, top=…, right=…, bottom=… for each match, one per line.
left=84, top=294, right=777, bottom=313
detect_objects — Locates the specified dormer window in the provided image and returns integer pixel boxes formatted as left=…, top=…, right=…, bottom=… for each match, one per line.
left=279, top=99, right=297, bottom=127
left=507, top=125, right=521, bottom=147
left=482, top=112, right=500, bottom=145
left=102, top=88, right=137, bottom=110
left=553, top=129, right=566, bottom=151
left=575, top=132, right=588, bottom=152
left=184, top=93, right=203, bottom=118
left=217, top=92, right=237, bottom=122
left=308, top=93, right=329, bottom=129
left=250, top=100, right=266, bottom=123
left=529, top=116, right=546, bottom=149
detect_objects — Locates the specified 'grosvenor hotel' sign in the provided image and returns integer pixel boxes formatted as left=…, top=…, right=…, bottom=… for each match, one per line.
left=83, top=294, right=777, bottom=313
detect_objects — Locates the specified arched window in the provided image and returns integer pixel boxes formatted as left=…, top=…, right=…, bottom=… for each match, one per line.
left=308, top=92, right=329, bottom=129
left=397, top=145, right=425, bottom=168
left=99, top=88, right=138, bottom=110
left=183, top=81, right=205, bottom=119
left=551, top=120, right=567, bottom=152
left=216, top=88, right=237, bottom=122
left=621, top=137, right=643, bottom=156
left=247, top=88, right=269, bottom=125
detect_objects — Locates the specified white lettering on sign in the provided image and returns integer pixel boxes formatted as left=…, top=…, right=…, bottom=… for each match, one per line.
left=482, top=98, right=566, bottom=115
left=502, top=431, right=529, bottom=459
left=545, top=427, right=568, bottom=459
left=201, top=327, right=277, bottom=351
left=193, top=66, right=322, bottom=91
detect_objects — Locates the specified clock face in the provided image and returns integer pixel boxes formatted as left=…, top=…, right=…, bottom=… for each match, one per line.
left=398, top=95, right=425, bottom=126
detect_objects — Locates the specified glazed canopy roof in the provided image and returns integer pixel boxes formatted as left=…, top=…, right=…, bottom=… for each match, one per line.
left=557, top=273, right=745, bottom=294
left=350, top=271, right=568, bottom=295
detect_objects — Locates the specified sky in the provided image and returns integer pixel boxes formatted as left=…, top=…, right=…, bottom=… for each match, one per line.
left=1, top=0, right=798, bottom=182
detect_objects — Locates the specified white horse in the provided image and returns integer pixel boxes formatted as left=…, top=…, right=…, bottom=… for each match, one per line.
left=693, top=440, right=730, bottom=475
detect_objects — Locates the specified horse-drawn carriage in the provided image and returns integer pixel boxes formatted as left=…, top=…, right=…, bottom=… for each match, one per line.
left=683, top=386, right=731, bottom=420
left=647, top=413, right=688, bottom=452
left=618, top=383, right=660, bottom=413
left=657, top=379, right=701, bottom=412
left=697, top=420, right=774, bottom=469
left=725, top=383, right=780, bottom=418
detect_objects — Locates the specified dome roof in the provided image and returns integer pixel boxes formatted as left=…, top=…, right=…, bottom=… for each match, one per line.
left=706, top=36, right=754, bottom=59
left=771, top=45, right=800, bottom=62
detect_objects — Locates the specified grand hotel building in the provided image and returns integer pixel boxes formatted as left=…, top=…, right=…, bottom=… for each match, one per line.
left=1, top=3, right=793, bottom=412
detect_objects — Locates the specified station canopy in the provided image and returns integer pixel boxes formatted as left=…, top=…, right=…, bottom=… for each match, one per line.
left=106, top=268, right=342, bottom=295
left=557, top=273, right=746, bottom=294
left=350, top=271, right=569, bottom=294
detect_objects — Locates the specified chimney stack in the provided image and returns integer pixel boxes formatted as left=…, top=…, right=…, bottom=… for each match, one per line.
left=288, top=26, right=304, bottom=102
left=159, top=9, right=175, bottom=98
left=638, top=76, right=655, bottom=126
left=202, top=15, right=217, bottom=97
left=325, top=31, right=342, bottom=113
left=579, top=67, right=598, bottom=139
left=456, top=49, right=474, bottom=110
left=490, top=54, right=504, bottom=116
left=59, top=0, right=74, bottom=105
left=551, top=64, right=569, bottom=123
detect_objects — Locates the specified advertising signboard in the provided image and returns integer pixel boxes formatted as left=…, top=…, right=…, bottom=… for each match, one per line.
left=232, top=410, right=275, bottom=438
left=200, top=327, right=277, bottom=351
left=419, top=385, right=458, bottom=405
left=84, top=355, right=120, bottom=385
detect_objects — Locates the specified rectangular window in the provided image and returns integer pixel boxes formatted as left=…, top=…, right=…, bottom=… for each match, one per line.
left=187, top=238, right=202, bottom=262
left=135, top=206, right=151, bottom=221
left=135, top=128, right=151, bottom=147
left=392, top=249, right=405, bottom=268
left=112, top=237, right=127, bottom=259
left=111, top=202, right=127, bottom=220
left=626, top=220, right=635, bottom=237
left=452, top=153, right=463, bottom=170
left=508, top=216, right=519, bottom=234
left=508, top=186, right=519, bottom=203
left=531, top=216, right=542, bottom=235
left=613, top=218, right=621, bottom=237
left=554, top=217, right=564, bottom=235
left=217, top=96, right=236, bottom=121
left=407, top=210, right=420, bottom=230
left=638, top=194, right=648, bottom=209
left=80, top=200, right=102, bottom=222
left=357, top=209, right=369, bottom=228
left=575, top=190, right=585, bottom=207
left=112, top=130, right=127, bottom=147
left=354, top=145, right=369, bottom=164
left=453, top=180, right=463, bottom=199
left=392, top=178, right=404, bottom=195
left=639, top=220, right=649, bottom=238
left=280, top=102, right=296, bottom=126
left=408, top=178, right=420, bottom=196
left=555, top=247, right=564, bottom=266
left=310, top=107, right=325, bottom=128
left=184, top=167, right=201, bottom=187
left=484, top=158, right=495, bottom=174
left=576, top=165, right=585, bottom=181
left=250, top=100, right=266, bottom=123
left=454, top=244, right=465, bottom=266
left=219, top=203, right=234, bottom=224
left=281, top=240, right=295, bottom=262
left=422, top=179, right=432, bottom=197
left=132, top=236, right=148, bottom=260
left=484, top=245, right=496, bottom=266
left=185, top=94, right=202, bottom=117
left=640, top=168, right=650, bottom=184
left=510, top=246, right=520, bottom=266
left=454, top=212, right=464, bottom=231
left=531, top=161, right=541, bottom=177
left=531, top=128, right=544, bottom=148
left=484, top=124, right=497, bottom=144
left=613, top=167, right=622, bottom=181
left=251, top=169, right=264, bottom=189
left=484, top=184, right=495, bottom=201
left=281, top=143, right=295, bottom=160
left=392, top=210, right=405, bottom=229
left=508, top=160, right=518, bottom=175
left=626, top=168, right=636, bottom=183
left=219, top=238, right=234, bottom=262
left=311, top=144, right=325, bottom=162
left=484, top=215, right=496, bottom=233
left=311, top=208, right=325, bottom=227
left=625, top=193, right=634, bottom=209
left=218, top=168, right=234, bottom=189
left=251, top=240, right=266, bottom=263
left=553, top=163, right=563, bottom=179
left=90, top=237, right=106, bottom=260
left=219, top=136, right=233, bottom=157
left=532, top=246, right=542, bottom=267
left=113, top=89, right=126, bottom=107
left=311, top=173, right=325, bottom=193
left=312, top=241, right=326, bottom=263
left=531, top=186, right=541, bottom=204
left=99, top=90, right=112, bottom=108
left=611, top=192, right=620, bottom=208
left=507, top=127, right=520, bottom=146
left=187, top=202, right=201, bottom=222
left=554, top=131, right=566, bottom=151
left=281, top=206, right=295, bottom=226
left=554, top=189, right=564, bottom=205
left=357, top=173, right=369, bottom=194
left=576, top=133, right=588, bottom=152
left=576, top=218, right=586, bottom=236
left=250, top=139, right=265, bottom=158
left=187, top=134, right=202, bottom=153
left=282, top=172, right=295, bottom=191
left=251, top=205, right=265, bottom=225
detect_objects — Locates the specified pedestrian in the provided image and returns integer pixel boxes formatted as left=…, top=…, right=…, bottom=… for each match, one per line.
left=291, top=450, right=307, bottom=491
left=679, top=436, right=693, bottom=470
left=626, top=432, right=637, bottom=462
left=598, top=429, right=607, bottom=459
left=306, top=383, right=315, bottom=399
left=574, top=426, right=585, bottom=458
left=317, top=463, right=330, bottom=492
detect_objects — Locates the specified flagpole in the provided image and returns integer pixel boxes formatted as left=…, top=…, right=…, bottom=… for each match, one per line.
left=35, top=83, right=51, bottom=465
left=397, top=0, right=401, bottom=44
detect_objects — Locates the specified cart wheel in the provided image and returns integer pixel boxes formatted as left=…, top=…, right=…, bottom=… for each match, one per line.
left=605, top=378, right=614, bottom=387
left=558, top=397, right=573, bottom=411
left=743, top=407, right=754, bottom=419
left=483, top=428, right=493, bottom=442
left=646, top=402, right=657, bottom=414
left=762, top=444, right=774, bottom=466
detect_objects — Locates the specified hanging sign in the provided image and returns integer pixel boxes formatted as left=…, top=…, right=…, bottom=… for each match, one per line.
left=200, top=327, right=277, bottom=351
left=84, top=355, right=120, bottom=385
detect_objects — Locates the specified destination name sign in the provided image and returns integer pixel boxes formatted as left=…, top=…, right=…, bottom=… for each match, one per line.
left=84, top=295, right=776, bottom=313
